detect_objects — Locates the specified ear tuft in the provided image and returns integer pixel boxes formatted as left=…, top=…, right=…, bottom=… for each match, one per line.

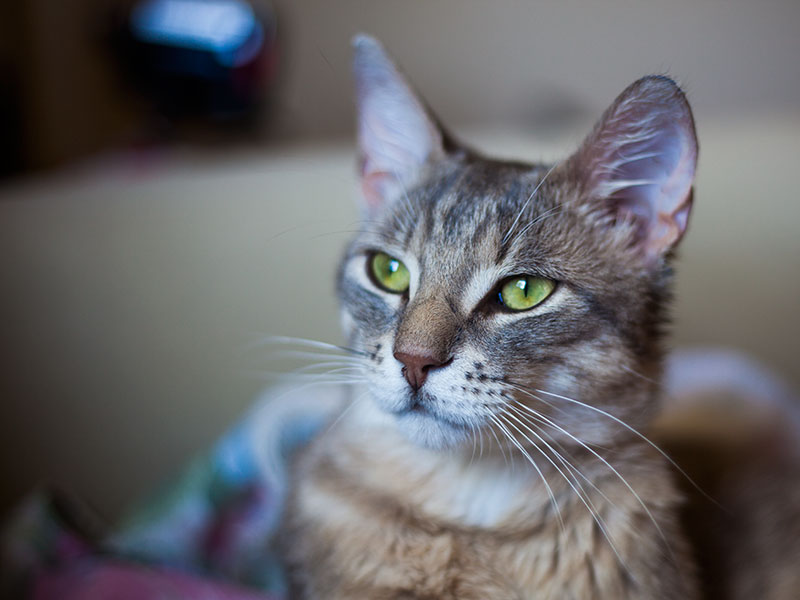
left=352, top=34, right=445, bottom=215
left=571, top=75, right=698, bottom=261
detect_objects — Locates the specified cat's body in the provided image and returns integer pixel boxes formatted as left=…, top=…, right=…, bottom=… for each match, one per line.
left=279, top=35, right=701, bottom=598
left=284, top=392, right=696, bottom=599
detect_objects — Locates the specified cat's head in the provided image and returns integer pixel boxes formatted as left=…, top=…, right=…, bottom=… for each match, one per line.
left=338, top=35, right=697, bottom=451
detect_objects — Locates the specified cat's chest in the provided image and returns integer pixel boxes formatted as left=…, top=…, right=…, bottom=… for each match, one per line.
left=431, top=467, right=531, bottom=527
left=387, top=455, right=545, bottom=529
left=327, top=410, right=549, bottom=528
left=289, top=458, right=628, bottom=600
left=285, top=411, right=692, bottom=599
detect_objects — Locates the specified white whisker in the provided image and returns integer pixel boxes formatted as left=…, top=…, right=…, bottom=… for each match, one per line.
left=509, top=203, right=565, bottom=247
left=507, top=390, right=673, bottom=551
left=505, top=403, right=616, bottom=509
left=283, top=360, right=366, bottom=374
left=468, top=421, right=478, bottom=466
left=254, top=335, right=369, bottom=358
left=323, top=393, right=367, bottom=436
left=533, top=387, right=719, bottom=507
left=501, top=163, right=559, bottom=245
left=484, top=419, right=510, bottom=468
left=497, top=411, right=626, bottom=562
left=501, top=405, right=629, bottom=570
left=489, top=414, right=564, bottom=530
left=508, top=397, right=684, bottom=565
left=265, top=350, right=365, bottom=364
left=620, top=364, right=658, bottom=384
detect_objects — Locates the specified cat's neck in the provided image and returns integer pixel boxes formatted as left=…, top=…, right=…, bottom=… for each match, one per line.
left=320, top=393, right=664, bottom=531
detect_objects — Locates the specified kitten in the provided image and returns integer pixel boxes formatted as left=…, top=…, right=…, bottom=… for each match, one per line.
left=280, top=34, right=699, bottom=599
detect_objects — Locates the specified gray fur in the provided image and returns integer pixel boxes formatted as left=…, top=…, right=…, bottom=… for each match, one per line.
left=282, top=36, right=700, bottom=599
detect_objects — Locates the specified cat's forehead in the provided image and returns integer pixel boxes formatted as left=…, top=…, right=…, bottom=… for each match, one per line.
left=379, top=160, right=561, bottom=265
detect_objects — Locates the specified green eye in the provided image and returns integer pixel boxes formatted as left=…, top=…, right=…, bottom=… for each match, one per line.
left=498, top=276, right=555, bottom=311
left=369, top=252, right=410, bottom=294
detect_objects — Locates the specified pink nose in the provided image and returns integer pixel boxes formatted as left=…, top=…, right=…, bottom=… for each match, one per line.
left=393, top=351, right=450, bottom=391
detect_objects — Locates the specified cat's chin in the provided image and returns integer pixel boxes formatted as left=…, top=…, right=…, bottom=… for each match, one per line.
left=392, top=409, right=471, bottom=450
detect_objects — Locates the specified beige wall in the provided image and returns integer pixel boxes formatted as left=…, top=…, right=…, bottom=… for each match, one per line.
left=267, top=0, right=800, bottom=137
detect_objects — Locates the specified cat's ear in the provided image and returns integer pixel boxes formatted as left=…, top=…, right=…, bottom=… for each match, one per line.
left=352, top=34, right=446, bottom=214
left=568, top=76, right=698, bottom=262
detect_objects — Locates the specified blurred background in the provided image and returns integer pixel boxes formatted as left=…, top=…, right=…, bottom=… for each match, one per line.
left=0, top=0, right=798, bottom=524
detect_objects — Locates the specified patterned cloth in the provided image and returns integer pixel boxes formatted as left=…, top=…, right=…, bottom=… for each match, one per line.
left=0, top=411, right=316, bottom=599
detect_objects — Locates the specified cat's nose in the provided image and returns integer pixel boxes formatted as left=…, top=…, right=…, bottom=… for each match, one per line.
left=393, top=351, right=450, bottom=391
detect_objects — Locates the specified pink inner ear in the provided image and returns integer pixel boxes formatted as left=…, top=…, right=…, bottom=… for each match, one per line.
left=672, top=200, right=691, bottom=234
left=609, top=126, right=696, bottom=253
left=353, top=35, right=444, bottom=216
left=582, top=77, right=698, bottom=258
left=361, top=171, right=395, bottom=213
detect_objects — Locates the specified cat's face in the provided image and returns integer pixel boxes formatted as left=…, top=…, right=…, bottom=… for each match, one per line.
left=339, top=36, right=697, bottom=452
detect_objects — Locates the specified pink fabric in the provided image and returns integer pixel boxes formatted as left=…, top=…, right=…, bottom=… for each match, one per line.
left=33, top=561, right=277, bottom=600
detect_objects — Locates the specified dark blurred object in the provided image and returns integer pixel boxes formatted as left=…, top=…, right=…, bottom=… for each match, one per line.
left=0, top=0, right=26, bottom=180
left=0, top=67, right=24, bottom=178
left=115, top=0, right=277, bottom=129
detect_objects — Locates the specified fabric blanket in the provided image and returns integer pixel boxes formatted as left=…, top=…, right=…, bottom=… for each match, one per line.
left=0, top=408, right=316, bottom=600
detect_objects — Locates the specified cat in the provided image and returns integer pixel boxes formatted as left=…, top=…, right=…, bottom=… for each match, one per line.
left=278, top=34, right=701, bottom=599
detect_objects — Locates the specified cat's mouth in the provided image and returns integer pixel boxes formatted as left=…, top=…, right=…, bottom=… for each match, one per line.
left=407, top=402, right=427, bottom=414
left=395, top=391, right=435, bottom=416
left=393, top=392, right=470, bottom=431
